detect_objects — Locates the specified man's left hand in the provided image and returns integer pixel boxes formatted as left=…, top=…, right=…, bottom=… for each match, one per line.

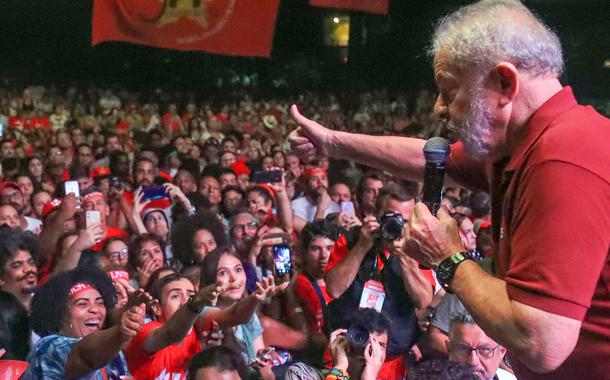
left=407, top=202, right=464, bottom=269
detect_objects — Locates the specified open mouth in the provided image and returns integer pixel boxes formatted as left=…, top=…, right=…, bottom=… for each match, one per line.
left=84, top=319, right=102, bottom=329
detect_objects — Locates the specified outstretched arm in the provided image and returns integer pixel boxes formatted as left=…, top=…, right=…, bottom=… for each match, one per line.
left=289, top=105, right=427, bottom=181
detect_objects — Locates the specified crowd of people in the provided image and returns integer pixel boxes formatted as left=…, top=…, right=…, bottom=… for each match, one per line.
left=0, top=75, right=505, bottom=380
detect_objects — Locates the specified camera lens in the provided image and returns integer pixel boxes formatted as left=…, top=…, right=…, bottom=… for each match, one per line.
left=380, top=212, right=404, bottom=241
left=347, top=324, right=370, bottom=355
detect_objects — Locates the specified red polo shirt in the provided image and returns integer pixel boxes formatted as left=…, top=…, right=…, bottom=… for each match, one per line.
left=447, top=86, right=610, bottom=379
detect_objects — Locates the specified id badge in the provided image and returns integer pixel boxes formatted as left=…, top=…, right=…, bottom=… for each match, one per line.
left=359, top=280, right=385, bottom=312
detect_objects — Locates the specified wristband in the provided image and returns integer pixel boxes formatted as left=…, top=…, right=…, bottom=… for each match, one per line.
left=325, top=368, right=350, bottom=380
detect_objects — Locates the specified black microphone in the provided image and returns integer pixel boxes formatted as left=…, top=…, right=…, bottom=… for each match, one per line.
left=422, top=137, right=451, bottom=216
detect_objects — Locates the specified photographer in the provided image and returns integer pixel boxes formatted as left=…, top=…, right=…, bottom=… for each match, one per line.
left=325, top=183, right=434, bottom=380
left=285, top=308, right=389, bottom=380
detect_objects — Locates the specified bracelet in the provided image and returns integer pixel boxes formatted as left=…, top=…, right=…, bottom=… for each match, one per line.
left=289, top=307, right=304, bottom=318
left=325, top=368, right=350, bottom=380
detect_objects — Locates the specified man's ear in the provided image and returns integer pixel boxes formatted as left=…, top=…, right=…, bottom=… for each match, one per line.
left=445, top=339, right=451, bottom=352
left=493, top=62, right=520, bottom=106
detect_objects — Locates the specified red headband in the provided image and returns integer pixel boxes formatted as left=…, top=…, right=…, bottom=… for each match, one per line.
left=107, top=270, right=130, bottom=282
left=305, top=168, right=327, bottom=177
left=69, top=282, right=93, bottom=298
left=83, top=191, right=104, bottom=202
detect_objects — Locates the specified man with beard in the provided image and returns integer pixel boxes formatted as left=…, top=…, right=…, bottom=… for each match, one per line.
left=288, top=1, right=610, bottom=378
left=291, top=168, right=340, bottom=232
left=0, top=182, right=42, bottom=234
left=447, top=314, right=515, bottom=380
left=133, top=157, right=156, bottom=188
left=0, top=226, right=39, bottom=311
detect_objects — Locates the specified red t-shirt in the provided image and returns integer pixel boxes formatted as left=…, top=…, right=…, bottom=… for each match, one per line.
left=447, top=86, right=610, bottom=379
left=90, top=226, right=128, bottom=252
left=294, top=274, right=333, bottom=335
left=125, top=321, right=201, bottom=380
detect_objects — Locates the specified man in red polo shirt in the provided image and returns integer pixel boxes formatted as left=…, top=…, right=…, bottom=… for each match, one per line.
left=287, top=2, right=610, bottom=378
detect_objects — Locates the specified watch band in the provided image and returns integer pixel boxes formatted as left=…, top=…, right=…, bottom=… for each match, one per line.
left=437, top=251, right=471, bottom=293
left=186, top=295, right=204, bottom=314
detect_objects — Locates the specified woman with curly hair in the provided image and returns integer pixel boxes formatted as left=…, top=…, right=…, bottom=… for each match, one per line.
left=23, top=267, right=145, bottom=380
left=128, top=233, right=168, bottom=289
left=170, top=211, right=228, bottom=267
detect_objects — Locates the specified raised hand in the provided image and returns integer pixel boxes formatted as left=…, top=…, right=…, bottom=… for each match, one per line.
left=328, top=329, right=349, bottom=371
left=358, top=216, right=380, bottom=250
left=74, top=223, right=105, bottom=250
left=132, top=187, right=152, bottom=216
left=192, top=283, right=223, bottom=308
left=407, top=203, right=464, bottom=269
left=288, top=105, right=335, bottom=163
left=362, top=336, right=385, bottom=380
left=253, top=275, right=287, bottom=301
left=120, top=303, right=146, bottom=340
left=137, top=257, right=160, bottom=288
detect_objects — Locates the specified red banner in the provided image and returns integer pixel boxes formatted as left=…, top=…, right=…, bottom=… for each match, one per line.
left=310, top=0, right=388, bottom=15
left=92, top=0, right=280, bottom=57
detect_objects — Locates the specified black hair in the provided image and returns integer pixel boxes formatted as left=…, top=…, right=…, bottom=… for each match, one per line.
left=374, top=182, right=415, bottom=212
left=144, top=266, right=178, bottom=296
left=300, top=219, right=340, bottom=252
left=357, top=171, right=386, bottom=198
left=30, top=267, right=117, bottom=337
left=347, top=308, right=391, bottom=337
left=170, top=211, right=228, bottom=266
left=148, top=272, right=191, bottom=303
left=246, top=185, right=274, bottom=205
left=0, top=226, right=39, bottom=277
left=470, top=191, right=491, bottom=218
left=128, top=233, right=167, bottom=271
left=187, top=346, right=246, bottom=380
left=0, top=291, right=30, bottom=360
left=200, top=246, right=238, bottom=288
left=218, top=167, right=237, bottom=179
left=408, top=359, right=478, bottom=380
left=109, top=150, right=129, bottom=175
left=132, top=156, right=155, bottom=175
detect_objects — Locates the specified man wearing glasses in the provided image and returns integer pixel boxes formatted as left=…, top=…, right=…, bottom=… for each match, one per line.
left=447, top=314, right=515, bottom=380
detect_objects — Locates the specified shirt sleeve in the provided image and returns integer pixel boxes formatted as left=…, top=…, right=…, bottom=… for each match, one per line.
left=505, top=161, right=610, bottom=320
left=446, top=142, right=490, bottom=192
left=325, top=234, right=348, bottom=274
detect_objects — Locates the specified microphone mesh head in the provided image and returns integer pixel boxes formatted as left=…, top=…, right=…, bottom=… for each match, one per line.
left=423, top=137, right=451, bottom=164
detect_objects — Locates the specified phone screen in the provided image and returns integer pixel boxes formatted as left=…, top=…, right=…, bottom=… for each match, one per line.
left=142, top=185, right=167, bottom=201
left=85, top=210, right=101, bottom=227
left=64, top=180, right=80, bottom=198
left=340, top=201, right=356, bottom=216
left=273, top=245, right=292, bottom=276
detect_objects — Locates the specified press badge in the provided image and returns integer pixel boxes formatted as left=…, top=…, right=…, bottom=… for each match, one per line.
left=359, top=280, right=385, bottom=312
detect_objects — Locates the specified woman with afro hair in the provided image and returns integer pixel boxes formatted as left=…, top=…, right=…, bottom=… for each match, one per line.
left=23, top=267, right=145, bottom=380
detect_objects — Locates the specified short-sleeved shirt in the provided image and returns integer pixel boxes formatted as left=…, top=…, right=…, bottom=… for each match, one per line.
left=294, top=274, right=333, bottom=335
left=447, top=86, right=610, bottom=379
left=291, top=196, right=341, bottom=222
left=23, top=335, right=118, bottom=380
left=202, top=307, right=263, bottom=363
left=125, top=321, right=201, bottom=380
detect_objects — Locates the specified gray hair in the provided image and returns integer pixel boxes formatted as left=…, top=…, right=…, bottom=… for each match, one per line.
left=448, top=313, right=477, bottom=339
left=431, top=0, right=563, bottom=77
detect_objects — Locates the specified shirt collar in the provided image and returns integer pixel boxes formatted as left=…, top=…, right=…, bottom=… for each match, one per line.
left=505, top=86, right=578, bottom=172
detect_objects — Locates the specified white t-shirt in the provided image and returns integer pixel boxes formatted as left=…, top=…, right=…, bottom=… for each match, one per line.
left=291, top=196, right=340, bottom=222
left=497, top=368, right=518, bottom=380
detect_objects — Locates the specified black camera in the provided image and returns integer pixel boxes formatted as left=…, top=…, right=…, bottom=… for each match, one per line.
left=379, top=211, right=404, bottom=241
left=347, top=324, right=370, bottom=356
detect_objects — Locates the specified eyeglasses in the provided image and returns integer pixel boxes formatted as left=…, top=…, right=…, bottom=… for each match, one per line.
left=106, top=248, right=128, bottom=260
left=232, top=220, right=258, bottom=232
left=452, top=344, right=499, bottom=359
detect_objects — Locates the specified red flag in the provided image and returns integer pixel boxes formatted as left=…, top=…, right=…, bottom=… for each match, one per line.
left=92, top=0, right=280, bottom=57
left=310, top=0, right=388, bottom=15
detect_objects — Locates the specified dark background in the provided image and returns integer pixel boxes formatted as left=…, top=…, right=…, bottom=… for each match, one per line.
left=0, top=0, right=607, bottom=98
